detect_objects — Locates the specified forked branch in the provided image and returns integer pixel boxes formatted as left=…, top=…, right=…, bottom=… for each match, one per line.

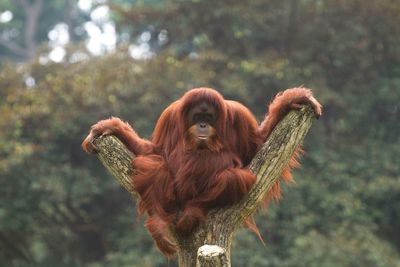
left=90, top=105, right=317, bottom=266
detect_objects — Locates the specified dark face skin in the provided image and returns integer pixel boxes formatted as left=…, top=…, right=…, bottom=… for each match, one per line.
left=187, top=102, right=217, bottom=144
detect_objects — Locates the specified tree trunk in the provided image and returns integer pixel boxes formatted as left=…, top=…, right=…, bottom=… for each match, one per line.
left=91, top=105, right=317, bottom=266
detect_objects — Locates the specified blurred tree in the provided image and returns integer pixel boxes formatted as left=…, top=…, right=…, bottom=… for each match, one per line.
left=1, top=0, right=400, bottom=266
left=0, top=0, right=87, bottom=61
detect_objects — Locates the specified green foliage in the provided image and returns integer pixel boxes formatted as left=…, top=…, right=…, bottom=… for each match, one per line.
left=1, top=0, right=400, bottom=266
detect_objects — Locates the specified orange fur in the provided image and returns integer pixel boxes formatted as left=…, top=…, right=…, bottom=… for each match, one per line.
left=82, top=87, right=322, bottom=258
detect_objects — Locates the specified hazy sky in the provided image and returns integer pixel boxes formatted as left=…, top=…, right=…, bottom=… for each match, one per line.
left=47, top=0, right=117, bottom=62
left=0, top=0, right=152, bottom=63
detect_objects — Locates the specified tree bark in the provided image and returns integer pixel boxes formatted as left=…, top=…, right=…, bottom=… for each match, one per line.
left=91, top=105, right=317, bottom=266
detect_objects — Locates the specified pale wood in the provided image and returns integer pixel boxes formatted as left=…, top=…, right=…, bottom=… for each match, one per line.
left=91, top=105, right=317, bottom=267
left=197, top=245, right=228, bottom=267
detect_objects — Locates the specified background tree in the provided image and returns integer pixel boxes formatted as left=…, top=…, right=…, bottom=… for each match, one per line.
left=0, top=0, right=91, bottom=60
left=0, top=0, right=399, bottom=266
